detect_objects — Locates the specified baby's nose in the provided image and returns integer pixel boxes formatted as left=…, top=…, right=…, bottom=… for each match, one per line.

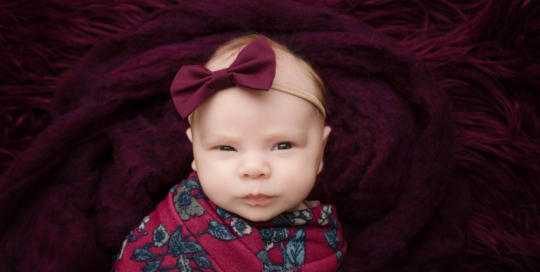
left=238, top=153, right=270, bottom=179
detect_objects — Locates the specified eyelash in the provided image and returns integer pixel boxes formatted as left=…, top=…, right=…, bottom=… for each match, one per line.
left=216, top=142, right=293, bottom=151
left=273, top=142, right=293, bottom=150
left=218, top=146, right=236, bottom=151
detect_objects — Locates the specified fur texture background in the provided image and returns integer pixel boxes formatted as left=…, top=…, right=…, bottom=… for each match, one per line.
left=0, top=0, right=539, bottom=271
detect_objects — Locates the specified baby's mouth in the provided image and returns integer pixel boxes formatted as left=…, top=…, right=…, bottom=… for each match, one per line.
left=242, top=194, right=274, bottom=206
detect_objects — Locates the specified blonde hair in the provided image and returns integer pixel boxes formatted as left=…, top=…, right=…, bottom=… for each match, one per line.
left=190, top=34, right=328, bottom=128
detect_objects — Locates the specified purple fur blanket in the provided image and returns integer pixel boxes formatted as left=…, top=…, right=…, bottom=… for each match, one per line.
left=1, top=0, right=539, bottom=271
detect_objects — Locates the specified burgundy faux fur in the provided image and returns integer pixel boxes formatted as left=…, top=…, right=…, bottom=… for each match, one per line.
left=1, top=0, right=539, bottom=271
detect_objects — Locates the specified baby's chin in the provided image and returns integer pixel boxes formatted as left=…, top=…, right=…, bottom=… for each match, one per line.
left=241, top=213, right=278, bottom=222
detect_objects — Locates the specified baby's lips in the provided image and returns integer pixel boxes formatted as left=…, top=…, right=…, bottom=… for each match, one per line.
left=243, top=194, right=273, bottom=200
left=242, top=194, right=274, bottom=205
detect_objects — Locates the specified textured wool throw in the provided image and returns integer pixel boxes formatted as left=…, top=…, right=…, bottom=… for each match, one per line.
left=0, top=1, right=471, bottom=271
left=112, top=173, right=347, bottom=272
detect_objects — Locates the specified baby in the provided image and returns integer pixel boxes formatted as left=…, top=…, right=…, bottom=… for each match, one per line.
left=112, top=35, right=347, bottom=272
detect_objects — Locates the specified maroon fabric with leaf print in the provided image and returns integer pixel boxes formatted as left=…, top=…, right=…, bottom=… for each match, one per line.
left=112, top=172, right=347, bottom=272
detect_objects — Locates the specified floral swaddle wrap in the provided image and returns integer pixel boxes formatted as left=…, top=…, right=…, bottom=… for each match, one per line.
left=112, top=172, right=347, bottom=272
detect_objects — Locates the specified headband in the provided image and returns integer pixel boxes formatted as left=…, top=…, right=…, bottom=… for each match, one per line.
left=169, top=37, right=326, bottom=122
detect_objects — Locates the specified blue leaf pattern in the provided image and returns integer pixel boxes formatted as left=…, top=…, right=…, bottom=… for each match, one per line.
left=192, top=254, right=215, bottom=270
left=127, top=230, right=137, bottom=242
left=336, top=250, right=343, bottom=263
left=168, top=225, right=185, bottom=257
left=127, top=229, right=148, bottom=242
left=194, top=191, right=205, bottom=199
left=207, top=221, right=236, bottom=241
left=323, top=218, right=340, bottom=250
left=177, top=241, right=204, bottom=253
left=283, top=229, right=306, bottom=268
left=141, top=259, right=162, bottom=272
left=169, top=185, right=179, bottom=193
left=323, top=230, right=339, bottom=250
left=132, top=248, right=155, bottom=261
left=216, top=207, right=231, bottom=219
left=256, top=249, right=272, bottom=267
left=186, top=178, right=202, bottom=191
left=127, top=222, right=214, bottom=272
left=257, top=250, right=284, bottom=272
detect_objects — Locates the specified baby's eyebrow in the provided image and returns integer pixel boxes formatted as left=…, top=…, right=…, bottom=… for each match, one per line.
left=262, top=129, right=307, bottom=141
left=200, top=129, right=307, bottom=142
left=200, top=132, right=241, bottom=142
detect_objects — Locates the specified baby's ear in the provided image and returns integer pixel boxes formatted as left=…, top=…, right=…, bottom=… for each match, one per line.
left=186, top=128, right=196, bottom=171
left=322, top=126, right=331, bottom=147
left=186, top=127, right=193, bottom=143
left=318, top=126, right=332, bottom=173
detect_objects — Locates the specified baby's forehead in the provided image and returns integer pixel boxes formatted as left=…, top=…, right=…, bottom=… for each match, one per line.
left=206, top=48, right=319, bottom=98
left=191, top=87, right=324, bottom=137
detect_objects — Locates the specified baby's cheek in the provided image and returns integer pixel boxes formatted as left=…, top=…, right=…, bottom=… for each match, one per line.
left=200, top=178, right=224, bottom=195
left=283, top=153, right=318, bottom=178
left=201, top=178, right=235, bottom=206
left=279, top=168, right=316, bottom=197
left=295, top=176, right=317, bottom=197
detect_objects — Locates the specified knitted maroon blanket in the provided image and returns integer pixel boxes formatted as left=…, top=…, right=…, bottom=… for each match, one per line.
left=3, top=0, right=538, bottom=271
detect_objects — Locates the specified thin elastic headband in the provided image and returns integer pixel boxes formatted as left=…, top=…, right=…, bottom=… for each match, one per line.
left=170, top=37, right=326, bottom=124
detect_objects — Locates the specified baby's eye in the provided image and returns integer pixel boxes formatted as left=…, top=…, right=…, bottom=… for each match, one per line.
left=218, top=146, right=236, bottom=151
left=273, top=142, right=293, bottom=150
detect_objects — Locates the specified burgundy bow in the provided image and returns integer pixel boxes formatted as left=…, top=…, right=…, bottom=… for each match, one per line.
left=170, top=37, right=277, bottom=119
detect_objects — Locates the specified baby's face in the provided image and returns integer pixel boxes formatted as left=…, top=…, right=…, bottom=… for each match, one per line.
left=186, top=85, right=331, bottom=221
